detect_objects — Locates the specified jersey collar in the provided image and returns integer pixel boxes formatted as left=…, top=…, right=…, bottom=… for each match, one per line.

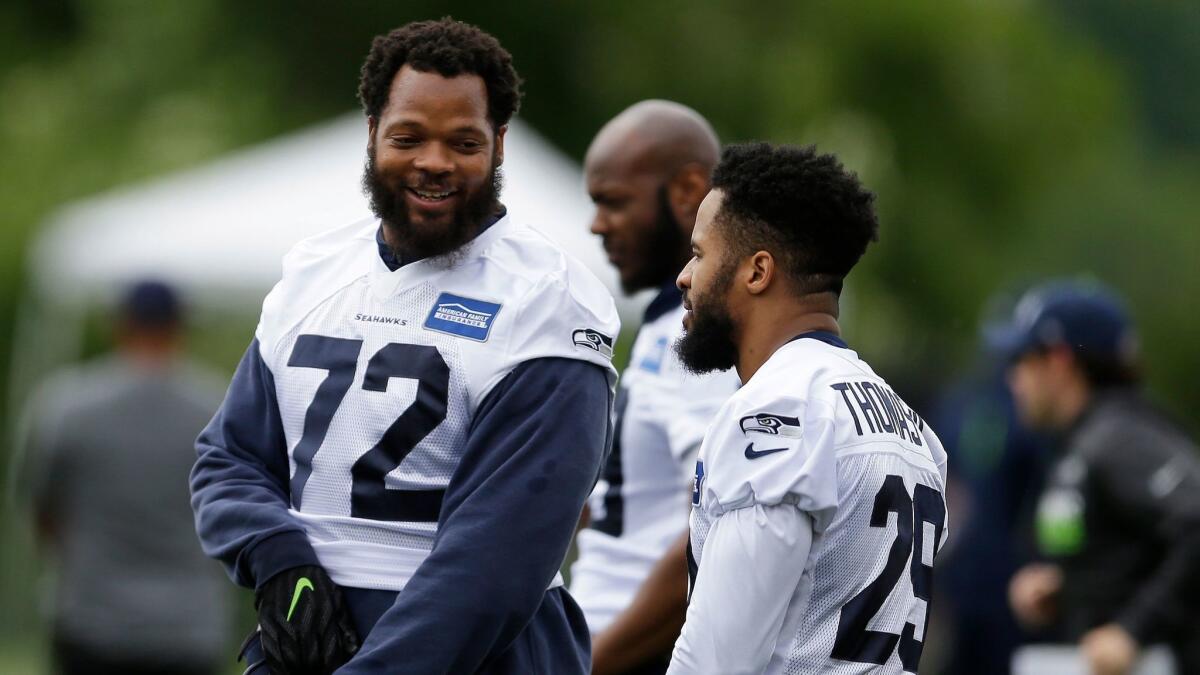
left=788, top=330, right=849, bottom=349
left=643, top=280, right=683, bottom=323
left=375, top=207, right=507, bottom=272
left=369, top=209, right=512, bottom=299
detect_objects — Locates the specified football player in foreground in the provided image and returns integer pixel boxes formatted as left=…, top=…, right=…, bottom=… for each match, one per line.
left=571, top=100, right=741, bottom=674
left=190, top=18, right=619, bottom=674
left=667, top=143, right=949, bottom=674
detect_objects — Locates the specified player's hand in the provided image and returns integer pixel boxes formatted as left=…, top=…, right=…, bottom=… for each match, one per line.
left=1008, top=563, right=1062, bottom=628
left=1080, top=624, right=1138, bottom=675
left=256, top=564, right=360, bottom=675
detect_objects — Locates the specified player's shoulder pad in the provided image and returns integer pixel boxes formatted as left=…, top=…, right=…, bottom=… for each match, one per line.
left=693, top=346, right=845, bottom=528
left=256, top=217, right=377, bottom=359
left=487, top=221, right=620, bottom=373
left=697, top=384, right=838, bottom=527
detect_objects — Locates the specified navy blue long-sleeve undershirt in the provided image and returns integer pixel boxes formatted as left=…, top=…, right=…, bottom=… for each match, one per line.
left=190, top=339, right=319, bottom=588
left=191, top=341, right=611, bottom=673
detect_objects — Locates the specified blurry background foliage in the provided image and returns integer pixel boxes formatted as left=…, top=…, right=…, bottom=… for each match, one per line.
left=1, top=0, right=1197, bottom=662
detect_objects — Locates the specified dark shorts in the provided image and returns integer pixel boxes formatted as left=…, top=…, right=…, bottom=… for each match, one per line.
left=54, top=635, right=219, bottom=675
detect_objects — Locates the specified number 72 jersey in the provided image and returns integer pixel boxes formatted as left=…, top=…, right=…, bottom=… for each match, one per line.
left=254, top=216, right=618, bottom=591
left=687, top=336, right=949, bottom=674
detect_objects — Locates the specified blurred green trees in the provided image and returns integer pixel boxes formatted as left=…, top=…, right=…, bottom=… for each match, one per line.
left=1, top=0, right=1196, bottom=651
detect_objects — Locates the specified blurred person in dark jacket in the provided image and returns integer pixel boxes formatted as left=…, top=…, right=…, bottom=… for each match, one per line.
left=17, top=280, right=230, bottom=675
left=992, top=280, right=1200, bottom=675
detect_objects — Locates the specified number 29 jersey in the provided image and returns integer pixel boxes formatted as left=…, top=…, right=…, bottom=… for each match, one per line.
left=688, top=334, right=948, bottom=674
left=256, top=215, right=619, bottom=591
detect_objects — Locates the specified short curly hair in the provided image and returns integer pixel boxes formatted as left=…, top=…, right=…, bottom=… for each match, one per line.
left=358, top=17, right=523, bottom=129
left=711, top=142, right=878, bottom=294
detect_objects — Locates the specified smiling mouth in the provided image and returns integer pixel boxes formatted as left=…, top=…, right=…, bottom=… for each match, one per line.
left=408, top=187, right=457, bottom=203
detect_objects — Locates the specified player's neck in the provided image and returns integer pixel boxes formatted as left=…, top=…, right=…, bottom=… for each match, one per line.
left=735, top=296, right=839, bottom=382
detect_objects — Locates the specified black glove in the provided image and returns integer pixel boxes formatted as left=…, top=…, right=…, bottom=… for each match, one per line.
left=256, top=564, right=360, bottom=675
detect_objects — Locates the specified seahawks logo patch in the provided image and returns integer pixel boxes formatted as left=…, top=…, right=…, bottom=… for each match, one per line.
left=739, top=412, right=802, bottom=438
left=572, top=328, right=614, bottom=359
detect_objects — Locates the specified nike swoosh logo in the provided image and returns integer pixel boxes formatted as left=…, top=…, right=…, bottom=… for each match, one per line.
left=745, top=443, right=789, bottom=460
left=287, top=577, right=315, bottom=622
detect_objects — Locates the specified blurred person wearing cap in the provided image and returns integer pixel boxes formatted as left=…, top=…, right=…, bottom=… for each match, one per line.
left=16, top=280, right=230, bottom=675
left=995, top=280, right=1200, bottom=675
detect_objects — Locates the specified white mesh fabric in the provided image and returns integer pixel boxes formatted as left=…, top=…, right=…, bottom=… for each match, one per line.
left=779, top=450, right=946, bottom=674
left=687, top=492, right=716, bottom=595
left=682, top=337, right=948, bottom=674
left=269, top=278, right=472, bottom=589
left=255, top=216, right=619, bottom=592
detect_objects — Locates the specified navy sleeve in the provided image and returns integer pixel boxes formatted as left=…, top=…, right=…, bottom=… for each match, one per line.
left=336, top=357, right=612, bottom=675
left=190, top=338, right=319, bottom=589
left=1096, top=427, right=1200, bottom=643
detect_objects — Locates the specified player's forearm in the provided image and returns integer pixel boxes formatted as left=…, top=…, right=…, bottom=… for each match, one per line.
left=593, top=531, right=689, bottom=675
left=190, top=338, right=315, bottom=588
left=668, top=505, right=813, bottom=675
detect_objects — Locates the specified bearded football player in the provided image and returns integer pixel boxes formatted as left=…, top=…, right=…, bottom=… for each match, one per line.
left=668, top=143, right=949, bottom=674
left=191, top=18, right=619, bottom=675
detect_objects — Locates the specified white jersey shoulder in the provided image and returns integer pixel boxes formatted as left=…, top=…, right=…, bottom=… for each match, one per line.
left=694, top=336, right=945, bottom=531
left=688, top=335, right=950, bottom=674
left=571, top=295, right=738, bottom=634
left=478, top=220, right=621, bottom=391
left=251, top=214, right=619, bottom=591
left=256, top=215, right=619, bottom=404
left=256, top=216, right=378, bottom=357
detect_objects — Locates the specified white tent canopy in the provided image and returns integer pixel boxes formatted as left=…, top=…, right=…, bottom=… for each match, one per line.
left=30, top=113, right=635, bottom=314
left=12, top=115, right=648, bottom=424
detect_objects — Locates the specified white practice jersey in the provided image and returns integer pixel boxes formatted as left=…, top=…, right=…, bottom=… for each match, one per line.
left=255, top=215, right=619, bottom=591
left=687, top=334, right=948, bottom=674
left=570, top=291, right=740, bottom=633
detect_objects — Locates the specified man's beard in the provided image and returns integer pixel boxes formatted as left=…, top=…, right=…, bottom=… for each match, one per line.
left=674, top=261, right=739, bottom=374
left=621, top=186, right=688, bottom=294
left=362, top=146, right=502, bottom=264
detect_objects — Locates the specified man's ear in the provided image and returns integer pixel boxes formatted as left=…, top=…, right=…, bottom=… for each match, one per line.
left=667, top=164, right=711, bottom=229
left=494, top=124, right=507, bottom=167
left=367, top=115, right=378, bottom=153
left=744, top=250, right=775, bottom=296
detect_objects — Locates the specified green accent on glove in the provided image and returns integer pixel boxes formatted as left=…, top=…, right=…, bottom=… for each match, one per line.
left=287, top=577, right=315, bottom=622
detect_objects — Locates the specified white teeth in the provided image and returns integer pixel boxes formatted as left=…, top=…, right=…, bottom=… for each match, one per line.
left=414, top=189, right=451, bottom=200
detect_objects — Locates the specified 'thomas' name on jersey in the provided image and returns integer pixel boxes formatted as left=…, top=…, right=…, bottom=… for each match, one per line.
left=256, top=214, right=619, bottom=591
left=570, top=288, right=740, bottom=634
left=689, top=334, right=948, bottom=674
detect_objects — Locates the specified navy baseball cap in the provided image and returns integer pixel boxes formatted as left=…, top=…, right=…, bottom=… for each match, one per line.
left=985, top=280, right=1139, bottom=364
left=119, top=279, right=183, bottom=327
